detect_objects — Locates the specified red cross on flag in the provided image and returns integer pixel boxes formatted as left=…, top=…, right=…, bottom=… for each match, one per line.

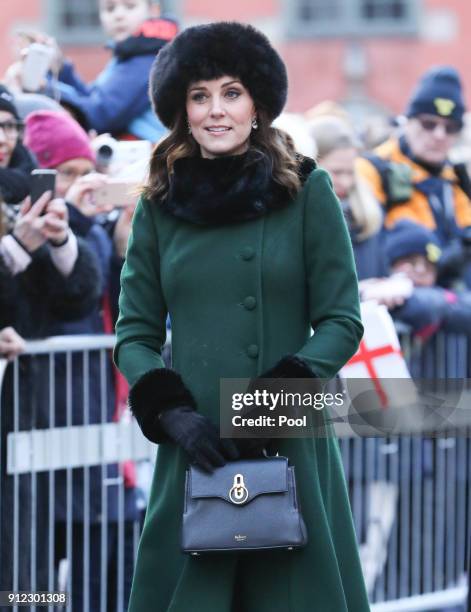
left=340, top=301, right=416, bottom=409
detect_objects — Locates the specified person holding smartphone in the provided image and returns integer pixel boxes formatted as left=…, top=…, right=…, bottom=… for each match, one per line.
left=5, top=2, right=178, bottom=142
left=24, top=109, right=136, bottom=259
left=53, top=2, right=177, bottom=141
left=0, top=105, right=104, bottom=597
left=24, top=108, right=139, bottom=610
left=0, top=185, right=102, bottom=594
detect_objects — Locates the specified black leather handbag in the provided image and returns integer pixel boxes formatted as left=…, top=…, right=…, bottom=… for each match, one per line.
left=182, top=456, right=308, bottom=555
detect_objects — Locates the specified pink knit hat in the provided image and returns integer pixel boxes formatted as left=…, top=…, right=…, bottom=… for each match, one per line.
left=24, top=110, right=96, bottom=169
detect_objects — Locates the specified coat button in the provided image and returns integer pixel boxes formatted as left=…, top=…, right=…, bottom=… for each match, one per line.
left=254, top=200, right=264, bottom=211
left=247, top=344, right=259, bottom=358
left=243, top=296, right=257, bottom=310
left=241, top=247, right=255, bottom=261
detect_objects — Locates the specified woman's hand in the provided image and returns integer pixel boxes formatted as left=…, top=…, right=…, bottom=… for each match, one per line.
left=36, top=33, right=63, bottom=74
left=13, top=192, right=53, bottom=252
left=3, top=31, right=64, bottom=94
left=158, top=406, right=240, bottom=472
left=43, top=197, right=70, bottom=245
left=359, top=276, right=413, bottom=309
left=13, top=193, right=70, bottom=251
left=0, top=327, right=26, bottom=360
left=65, top=173, right=112, bottom=216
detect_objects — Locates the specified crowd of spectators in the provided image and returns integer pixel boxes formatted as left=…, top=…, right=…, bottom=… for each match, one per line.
left=306, top=66, right=471, bottom=341
left=0, top=1, right=178, bottom=607
left=0, top=1, right=471, bottom=607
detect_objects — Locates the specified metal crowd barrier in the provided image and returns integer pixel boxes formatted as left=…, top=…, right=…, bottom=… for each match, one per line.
left=348, top=329, right=471, bottom=611
left=1, top=332, right=470, bottom=611
left=0, top=335, right=155, bottom=612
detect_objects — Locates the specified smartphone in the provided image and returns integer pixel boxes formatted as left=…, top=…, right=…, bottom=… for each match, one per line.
left=93, top=180, right=138, bottom=208
left=21, top=43, right=54, bottom=92
left=30, top=169, right=57, bottom=205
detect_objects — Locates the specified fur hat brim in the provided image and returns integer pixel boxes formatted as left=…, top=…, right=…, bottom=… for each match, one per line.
left=149, top=21, right=288, bottom=129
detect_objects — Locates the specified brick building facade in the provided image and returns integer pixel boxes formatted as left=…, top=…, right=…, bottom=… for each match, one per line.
left=0, top=0, right=469, bottom=119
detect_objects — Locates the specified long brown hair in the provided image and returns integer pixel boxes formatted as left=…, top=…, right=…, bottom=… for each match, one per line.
left=142, top=109, right=302, bottom=202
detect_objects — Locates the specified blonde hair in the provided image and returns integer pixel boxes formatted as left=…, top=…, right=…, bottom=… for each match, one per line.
left=142, top=110, right=302, bottom=202
left=348, top=177, right=383, bottom=240
left=308, top=115, right=382, bottom=240
left=308, top=115, right=361, bottom=158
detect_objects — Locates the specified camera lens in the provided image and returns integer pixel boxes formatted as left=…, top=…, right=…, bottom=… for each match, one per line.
left=97, top=144, right=113, bottom=160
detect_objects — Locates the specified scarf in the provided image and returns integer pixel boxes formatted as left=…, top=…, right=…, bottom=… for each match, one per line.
left=161, top=151, right=316, bottom=225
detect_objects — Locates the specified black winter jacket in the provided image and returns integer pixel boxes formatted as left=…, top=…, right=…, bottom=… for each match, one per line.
left=0, top=142, right=36, bottom=204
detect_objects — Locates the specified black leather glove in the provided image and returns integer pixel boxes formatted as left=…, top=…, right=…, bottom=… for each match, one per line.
left=230, top=356, right=317, bottom=458
left=437, top=238, right=469, bottom=286
left=159, top=406, right=240, bottom=472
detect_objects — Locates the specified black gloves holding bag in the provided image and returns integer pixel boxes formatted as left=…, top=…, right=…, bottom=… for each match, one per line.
left=233, top=355, right=318, bottom=459
left=128, top=357, right=317, bottom=472
left=158, top=405, right=268, bottom=470
left=158, top=405, right=239, bottom=472
left=128, top=367, right=240, bottom=472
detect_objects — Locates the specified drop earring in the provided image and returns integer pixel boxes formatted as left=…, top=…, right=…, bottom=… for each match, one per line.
left=251, top=117, right=258, bottom=130
left=187, top=121, right=192, bottom=134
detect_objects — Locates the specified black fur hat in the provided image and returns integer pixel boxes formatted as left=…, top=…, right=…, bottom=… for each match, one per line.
left=149, top=21, right=288, bottom=128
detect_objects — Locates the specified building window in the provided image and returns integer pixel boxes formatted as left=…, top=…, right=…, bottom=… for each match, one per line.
left=298, top=0, right=342, bottom=22
left=286, top=0, right=420, bottom=38
left=45, top=0, right=104, bottom=45
left=361, top=0, right=407, bottom=20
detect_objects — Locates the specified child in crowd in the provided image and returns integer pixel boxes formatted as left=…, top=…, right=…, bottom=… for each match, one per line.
left=384, top=220, right=471, bottom=336
left=6, top=1, right=177, bottom=141
left=54, top=1, right=177, bottom=140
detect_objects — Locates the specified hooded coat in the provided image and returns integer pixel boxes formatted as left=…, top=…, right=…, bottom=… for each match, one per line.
left=115, top=154, right=370, bottom=611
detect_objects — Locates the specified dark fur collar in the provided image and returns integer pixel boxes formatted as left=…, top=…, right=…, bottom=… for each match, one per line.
left=160, top=152, right=316, bottom=225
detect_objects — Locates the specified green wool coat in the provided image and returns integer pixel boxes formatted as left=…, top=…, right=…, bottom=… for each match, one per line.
left=115, top=167, right=371, bottom=611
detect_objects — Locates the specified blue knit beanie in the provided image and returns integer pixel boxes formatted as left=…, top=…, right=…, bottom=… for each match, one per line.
left=405, top=66, right=465, bottom=126
left=385, top=220, right=442, bottom=266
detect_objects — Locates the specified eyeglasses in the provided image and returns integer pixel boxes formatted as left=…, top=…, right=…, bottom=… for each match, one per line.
left=416, top=116, right=461, bottom=135
left=0, top=121, right=23, bottom=138
left=57, top=168, right=92, bottom=181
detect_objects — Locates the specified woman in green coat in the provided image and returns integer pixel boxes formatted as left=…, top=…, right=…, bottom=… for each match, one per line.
left=115, top=21, right=370, bottom=612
